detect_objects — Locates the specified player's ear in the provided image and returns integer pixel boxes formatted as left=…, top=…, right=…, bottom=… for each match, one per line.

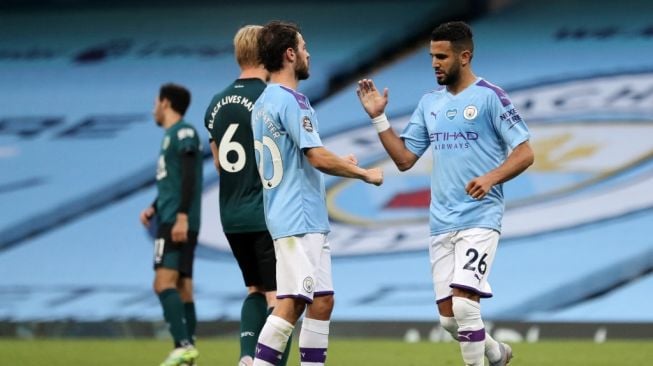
left=460, top=49, right=472, bottom=66
left=285, top=47, right=296, bottom=63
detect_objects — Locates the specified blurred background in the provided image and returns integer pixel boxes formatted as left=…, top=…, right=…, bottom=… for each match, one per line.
left=1, top=0, right=652, bottom=343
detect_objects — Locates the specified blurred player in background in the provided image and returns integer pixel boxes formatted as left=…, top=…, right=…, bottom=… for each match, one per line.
left=356, top=21, right=534, bottom=366
left=140, top=83, right=202, bottom=366
left=204, top=25, right=290, bottom=366
left=251, top=21, right=383, bottom=366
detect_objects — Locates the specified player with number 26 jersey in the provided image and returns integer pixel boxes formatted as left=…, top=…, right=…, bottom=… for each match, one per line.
left=251, top=84, right=330, bottom=239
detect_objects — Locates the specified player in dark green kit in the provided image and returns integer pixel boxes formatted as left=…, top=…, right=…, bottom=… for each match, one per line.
left=204, top=25, right=290, bottom=366
left=140, top=83, right=202, bottom=366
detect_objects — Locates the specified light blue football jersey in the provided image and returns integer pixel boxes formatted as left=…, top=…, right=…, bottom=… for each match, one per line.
left=401, top=78, right=530, bottom=235
left=251, top=83, right=330, bottom=239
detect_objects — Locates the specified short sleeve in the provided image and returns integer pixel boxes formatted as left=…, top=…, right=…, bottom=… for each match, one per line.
left=281, top=95, right=323, bottom=150
left=489, top=92, right=530, bottom=149
left=204, top=102, right=217, bottom=141
left=176, top=127, right=199, bottom=154
left=400, top=97, right=430, bottom=157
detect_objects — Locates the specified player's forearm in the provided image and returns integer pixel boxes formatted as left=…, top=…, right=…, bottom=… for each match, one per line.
left=306, top=147, right=367, bottom=180
left=487, top=141, right=534, bottom=185
left=378, top=129, right=417, bottom=171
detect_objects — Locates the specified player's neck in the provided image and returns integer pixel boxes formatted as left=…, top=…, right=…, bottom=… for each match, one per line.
left=162, top=113, right=182, bottom=129
left=269, top=69, right=299, bottom=90
left=239, top=65, right=268, bottom=82
left=447, top=70, right=477, bottom=95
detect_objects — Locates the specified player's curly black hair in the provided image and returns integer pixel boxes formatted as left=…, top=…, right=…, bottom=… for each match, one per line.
left=159, top=83, right=191, bottom=116
left=258, top=20, right=301, bottom=73
left=431, top=21, right=474, bottom=57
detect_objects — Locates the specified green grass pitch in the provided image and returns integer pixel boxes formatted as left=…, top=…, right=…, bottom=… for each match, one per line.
left=1, top=338, right=651, bottom=365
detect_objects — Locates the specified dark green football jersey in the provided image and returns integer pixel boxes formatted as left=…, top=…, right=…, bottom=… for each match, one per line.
left=155, top=119, right=203, bottom=231
left=204, top=78, right=267, bottom=233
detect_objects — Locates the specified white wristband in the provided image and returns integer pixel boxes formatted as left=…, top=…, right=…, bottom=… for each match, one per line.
left=371, top=113, right=390, bottom=133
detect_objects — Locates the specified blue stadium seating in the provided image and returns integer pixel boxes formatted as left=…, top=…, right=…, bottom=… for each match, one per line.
left=1, top=0, right=652, bottom=323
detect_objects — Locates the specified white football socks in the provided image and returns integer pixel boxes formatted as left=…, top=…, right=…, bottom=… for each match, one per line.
left=253, top=315, right=294, bottom=366
left=452, top=297, right=485, bottom=366
left=439, top=315, right=502, bottom=362
left=299, top=318, right=330, bottom=366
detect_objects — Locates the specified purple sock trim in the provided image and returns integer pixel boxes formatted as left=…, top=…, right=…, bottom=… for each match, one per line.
left=255, top=342, right=282, bottom=365
left=299, top=347, right=327, bottom=363
left=457, top=328, right=486, bottom=342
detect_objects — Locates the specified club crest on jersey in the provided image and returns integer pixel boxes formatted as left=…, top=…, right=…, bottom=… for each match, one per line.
left=303, top=276, right=315, bottom=293
left=446, top=109, right=457, bottom=120
left=302, top=116, right=314, bottom=132
left=463, top=105, right=478, bottom=120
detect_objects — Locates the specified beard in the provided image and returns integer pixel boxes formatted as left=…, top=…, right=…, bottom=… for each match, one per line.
left=437, top=62, right=461, bottom=86
left=295, top=57, right=310, bottom=80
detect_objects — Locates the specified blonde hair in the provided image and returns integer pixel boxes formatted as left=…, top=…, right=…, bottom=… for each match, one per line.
left=234, top=25, right=262, bottom=68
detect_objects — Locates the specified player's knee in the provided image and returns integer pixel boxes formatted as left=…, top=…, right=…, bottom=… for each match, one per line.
left=437, top=297, right=454, bottom=317
left=178, top=287, right=193, bottom=302
left=176, top=278, right=193, bottom=299
left=317, top=294, right=334, bottom=310
left=452, top=287, right=481, bottom=302
left=264, top=291, right=278, bottom=308
left=452, top=296, right=481, bottom=324
left=153, top=281, right=170, bottom=294
left=308, top=295, right=334, bottom=319
left=247, top=285, right=265, bottom=295
left=153, top=277, right=176, bottom=294
left=439, top=315, right=458, bottom=338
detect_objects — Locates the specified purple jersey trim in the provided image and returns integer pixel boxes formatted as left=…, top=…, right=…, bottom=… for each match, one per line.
left=280, top=85, right=310, bottom=110
left=300, top=347, right=327, bottom=363
left=450, top=283, right=493, bottom=298
left=458, top=328, right=486, bottom=342
left=255, top=342, right=283, bottom=364
left=477, top=79, right=511, bottom=107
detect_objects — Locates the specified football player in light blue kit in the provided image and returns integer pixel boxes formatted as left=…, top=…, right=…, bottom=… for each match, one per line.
left=357, top=21, right=534, bottom=366
left=251, top=21, right=383, bottom=366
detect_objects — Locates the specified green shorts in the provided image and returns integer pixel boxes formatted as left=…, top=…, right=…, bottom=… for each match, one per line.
left=153, top=223, right=198, bottom=278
